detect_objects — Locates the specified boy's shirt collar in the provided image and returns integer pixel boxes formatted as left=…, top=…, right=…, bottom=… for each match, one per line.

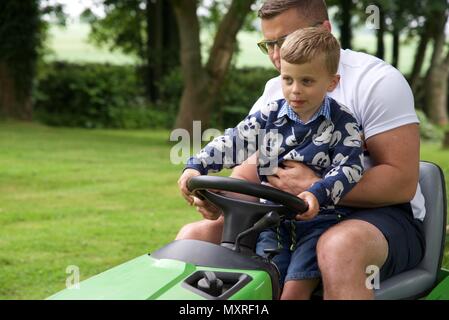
left=278, top=95, right=332, bottom=125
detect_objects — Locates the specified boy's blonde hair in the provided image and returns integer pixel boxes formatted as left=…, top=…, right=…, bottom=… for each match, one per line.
left=280, top=27, right=340, bottom=75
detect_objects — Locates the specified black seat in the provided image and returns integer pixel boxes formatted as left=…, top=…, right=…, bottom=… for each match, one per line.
left=374, top=161, right=447, bottom=299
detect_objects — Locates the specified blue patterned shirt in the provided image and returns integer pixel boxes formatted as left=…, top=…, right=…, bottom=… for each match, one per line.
left=186, top=96, right=364, bottom=208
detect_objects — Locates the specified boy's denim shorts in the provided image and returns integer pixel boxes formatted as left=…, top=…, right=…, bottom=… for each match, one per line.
left=255, top=213, right=342, bottom=285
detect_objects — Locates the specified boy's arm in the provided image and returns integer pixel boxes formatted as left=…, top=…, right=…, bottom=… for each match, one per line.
left=307, top=115, right=364, bottom=207
left=185, top=101, right=279, bottom=175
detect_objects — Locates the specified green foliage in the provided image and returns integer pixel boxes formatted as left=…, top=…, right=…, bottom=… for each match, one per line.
left=155, top=65, right=279, bottom=129
left=83, top=0, right=179, bottom=102
left=35, top=61, right=446, bottom=140
left=0, top=1, right=42, bottom=99
left=199, top=0, right=261, bottom=35
left=82, top=0, right=146, bottom=58
left=0, top=1, right=66, bottom=97
left=34, top=62, right=169, bottom=129
left=416, top=109, right=445, bottom=142
left=213, top=66, right=278, bottom=128
left=34, top=62, right=278, bottom=130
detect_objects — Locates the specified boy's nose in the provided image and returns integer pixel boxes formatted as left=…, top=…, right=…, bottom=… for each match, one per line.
left=292, top=83, right=302, bottom=95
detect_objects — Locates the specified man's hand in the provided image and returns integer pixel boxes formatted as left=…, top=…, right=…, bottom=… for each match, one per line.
left=178, top=169, right=201, bottom=206
left=267, top=161, right=320, bottom=195
left=296, top=191, right=320, bottom=221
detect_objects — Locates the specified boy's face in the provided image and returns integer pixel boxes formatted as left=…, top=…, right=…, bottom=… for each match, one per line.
left=281, top=54, right=340, bottom=120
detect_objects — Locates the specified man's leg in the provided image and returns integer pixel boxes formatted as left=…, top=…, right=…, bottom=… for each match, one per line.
left=316, top=204, right=425, bottom=300
left=175, top=216, right=224, bottom=244
left=316, top=219, right=388, bottom=300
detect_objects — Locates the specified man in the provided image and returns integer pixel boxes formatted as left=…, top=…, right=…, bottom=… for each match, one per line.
left=176, top=0, right=425, bottom=300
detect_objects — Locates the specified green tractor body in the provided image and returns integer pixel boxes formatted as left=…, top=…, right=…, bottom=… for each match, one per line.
left=48, top=253, right=273, bottom=300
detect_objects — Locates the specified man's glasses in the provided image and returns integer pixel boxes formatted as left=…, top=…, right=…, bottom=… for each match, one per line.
left=257, top=34, right=289, bottom=55
left=257, top=22, right=325, bottom=55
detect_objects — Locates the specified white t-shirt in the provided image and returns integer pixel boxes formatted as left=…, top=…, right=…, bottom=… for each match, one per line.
left=249, top=49, right=426, bottom=221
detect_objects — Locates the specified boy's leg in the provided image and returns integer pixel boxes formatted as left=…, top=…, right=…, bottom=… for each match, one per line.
left=282, top=214, right=342, bottom=299
left=175, top=216, right=224, bottom=244
left=281, top=279, right=320, bottom=300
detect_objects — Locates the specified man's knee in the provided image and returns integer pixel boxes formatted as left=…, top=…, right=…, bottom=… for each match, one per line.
left=176, top=221, right=201, bottom=240
left=316, top=221, right=388, bottom=275
left=316, top=226, right=355, bottom=275
left=175, top=218, right=223, bottom=243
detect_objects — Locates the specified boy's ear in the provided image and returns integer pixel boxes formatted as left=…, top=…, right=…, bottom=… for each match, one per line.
left=327, top=74, right=340, bottom=92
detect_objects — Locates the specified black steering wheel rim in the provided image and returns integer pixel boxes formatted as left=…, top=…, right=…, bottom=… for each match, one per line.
left=187, top=176, right=308, bottom=214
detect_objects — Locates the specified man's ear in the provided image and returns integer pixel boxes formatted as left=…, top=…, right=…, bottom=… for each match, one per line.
left=322, top=20, right=332, bottom=32
left=327, top=74, right=340, bottom=92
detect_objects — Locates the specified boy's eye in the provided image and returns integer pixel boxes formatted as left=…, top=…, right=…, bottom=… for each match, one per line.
left=302, top=79, right=314, bottom=85
left=282, top=77, right=293, bottom=85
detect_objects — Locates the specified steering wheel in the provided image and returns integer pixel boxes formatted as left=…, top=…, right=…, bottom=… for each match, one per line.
left=187, top=176, right=308, bottom=251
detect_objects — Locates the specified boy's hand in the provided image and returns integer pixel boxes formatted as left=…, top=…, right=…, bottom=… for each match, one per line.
left=178, top=169, right=201, bottom=206
left=295, top=191, right=320, bottom=221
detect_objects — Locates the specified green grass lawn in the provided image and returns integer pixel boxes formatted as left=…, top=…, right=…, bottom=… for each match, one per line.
left=0, top=121, right=448, bottom=299
left=0, top=121, right=201, bottom=299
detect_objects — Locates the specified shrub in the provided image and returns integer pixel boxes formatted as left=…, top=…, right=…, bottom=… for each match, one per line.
left=34, top=62, right=279, bottom=129
left=214, top=67, right=279, bottom=128
left=34, top=62, right=164, bottom=129
left=416, top=109, right=444, bottom=143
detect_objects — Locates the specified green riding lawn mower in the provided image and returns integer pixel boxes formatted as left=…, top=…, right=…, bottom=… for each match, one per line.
left=48, top=162, right=448, bottom=300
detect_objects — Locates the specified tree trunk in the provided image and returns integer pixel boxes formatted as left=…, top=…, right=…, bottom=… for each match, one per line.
left=172, top=0, right=255, bottom=134
left=375, top=9, right=385, bottom=60
left=443, top=130, right=449, bottom=149
left=409, top=19, right=432, bottom=92
left=391, top=27, right=400, bottom=68
left=146, top=0, right=179, bottom=102
left=0, top=1, right=39, bottom=121
left=0, top=62, right=32, bottom=120
left=339, top=0, right=353, bottom=49
left=146, top=0, right=162, bottom=101
left=426, top=66, right=449, bottom=126
left=162, top=2, right=180, bottom=68
left=425, top=7, right=449, bottom=126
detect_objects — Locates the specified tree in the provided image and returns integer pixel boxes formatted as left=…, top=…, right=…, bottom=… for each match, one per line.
left=0, top=1, right=42, bottom=120
left=0, top=0, right=64, bottom=120
left=388, top=0, right=423, bottom=69
left=373, top=1, right=386, bottom=60
left=339, top=0, right=353, bottom=49
left=409, top=16, right=433, bottom=92
left=424, top=0, right=449, bottom=126
left=171, top=0, right=256, bottom=133
left=357, top=0, right=422, bottom=68
left=328, top=0, right=354, bottom=49
left=84, top=0, right=180, bottom=102
left=409, top=0, right=443, bottom=92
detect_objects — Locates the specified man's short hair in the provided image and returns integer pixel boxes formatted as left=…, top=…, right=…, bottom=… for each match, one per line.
left=258, top=0, right=329, bottom=23
left=281, top=27, right=340, bottom=75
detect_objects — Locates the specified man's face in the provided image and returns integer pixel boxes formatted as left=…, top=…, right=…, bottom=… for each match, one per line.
left=281, top=55, right=339, bottom=121
left=260, top=8, right=330, bottom=71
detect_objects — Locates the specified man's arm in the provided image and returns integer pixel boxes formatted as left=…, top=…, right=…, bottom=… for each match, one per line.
left=267, top=124, right=420, bottom=208
left=338, top=123, right=420, bottom=208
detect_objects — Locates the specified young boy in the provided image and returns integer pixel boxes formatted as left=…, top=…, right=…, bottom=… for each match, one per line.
left=178, top=27, right=364, bottom=299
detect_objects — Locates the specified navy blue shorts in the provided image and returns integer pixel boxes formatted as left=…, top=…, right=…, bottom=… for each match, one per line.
left=256, top=213, right=342, bottom=285
left=344, top=203, right=426, bottom=281
left=256, top=203, right=425, bottom=286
